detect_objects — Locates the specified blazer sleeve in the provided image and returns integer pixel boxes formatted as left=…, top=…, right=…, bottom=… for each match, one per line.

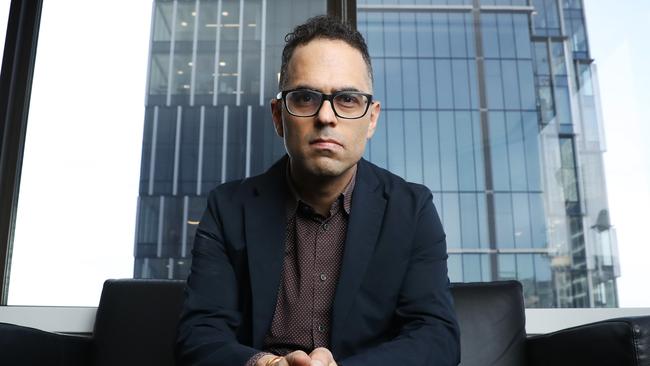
left=338, top=190, right=461, bottom=366
left=176, top=189, right=260, bottom=366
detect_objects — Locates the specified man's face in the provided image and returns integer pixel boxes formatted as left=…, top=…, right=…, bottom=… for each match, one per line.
left=271, top=38, right=380, bottom=179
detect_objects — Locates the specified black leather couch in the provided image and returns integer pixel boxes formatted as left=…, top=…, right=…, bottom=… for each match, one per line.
left=0, top=279, right=648, bottom=366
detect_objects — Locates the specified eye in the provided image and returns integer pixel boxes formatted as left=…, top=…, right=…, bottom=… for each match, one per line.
left=340, top=95, right=354, bottom=103
left=335, top=93, right=364, bottom=107
left=289, top=90, right=318, bottom=105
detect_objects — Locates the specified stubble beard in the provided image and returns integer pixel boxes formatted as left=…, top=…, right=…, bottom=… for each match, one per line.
left=293, top=153, right=356, bottom=182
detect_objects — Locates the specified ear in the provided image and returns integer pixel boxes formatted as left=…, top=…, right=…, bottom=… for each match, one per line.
left=271, top=98, right=284, bottom=137
left=366, top=101, right=380, bottom=139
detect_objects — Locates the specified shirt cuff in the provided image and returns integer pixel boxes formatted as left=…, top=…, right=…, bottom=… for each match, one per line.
left=245, top=352, right=274, bottom=366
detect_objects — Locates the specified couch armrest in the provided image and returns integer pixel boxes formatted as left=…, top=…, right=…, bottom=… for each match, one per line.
left=527, top=316, right=650, bottom=366
left=0, top=322, right=91, bottom=366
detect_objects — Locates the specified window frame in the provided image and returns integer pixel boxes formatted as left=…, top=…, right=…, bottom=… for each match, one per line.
left=0, top=0, right=43, bottom=305
left=0, top=0, right=647, bottom=332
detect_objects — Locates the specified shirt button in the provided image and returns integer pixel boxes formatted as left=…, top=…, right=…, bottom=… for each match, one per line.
left=319, top=273, right=327, bottom=281
left=322, top=223, right=329, bottom=231
left=317, top=324, right=327, bottom=332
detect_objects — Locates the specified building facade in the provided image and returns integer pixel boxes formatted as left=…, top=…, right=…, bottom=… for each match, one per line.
left=134, top=0, right=618, bottom=307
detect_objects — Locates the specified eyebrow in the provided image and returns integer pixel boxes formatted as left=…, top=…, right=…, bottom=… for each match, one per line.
left=291, top=84, right=364, bottom=93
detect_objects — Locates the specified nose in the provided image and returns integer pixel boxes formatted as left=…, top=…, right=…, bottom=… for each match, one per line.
left=316, top=99, right=338, bottom=126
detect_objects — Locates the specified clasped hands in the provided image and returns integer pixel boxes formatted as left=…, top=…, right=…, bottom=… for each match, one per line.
left=258, top=347, right=338, bottom=366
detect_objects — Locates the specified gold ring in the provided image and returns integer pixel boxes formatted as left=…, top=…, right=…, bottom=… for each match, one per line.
left=265, top=355, right=284, bottom=366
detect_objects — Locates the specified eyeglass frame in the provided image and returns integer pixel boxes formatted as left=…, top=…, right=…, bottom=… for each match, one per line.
left=276, top=88, right=374, bottom=119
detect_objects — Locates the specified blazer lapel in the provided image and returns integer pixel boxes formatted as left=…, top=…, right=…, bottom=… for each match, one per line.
left=331, top=160, right=387, bottom=346
left=245, top=158, right=288, bottom=348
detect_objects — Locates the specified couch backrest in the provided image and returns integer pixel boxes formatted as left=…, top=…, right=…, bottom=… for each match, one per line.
left=451, top=281, right=527, bottom=366
left=92, top=279, right=185, bottom=366
left=92, top=279, right=526, bottom=366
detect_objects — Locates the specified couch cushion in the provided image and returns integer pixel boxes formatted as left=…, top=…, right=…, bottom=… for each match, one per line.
left=451, top=281, right=526, bottom=366
left=92, top=279, right=185, bottom=366
left=527, top=316, right=650, bottom=366
left=91, top=279, right=526, bottom=366
left=0, top=322, right=90, bottom=366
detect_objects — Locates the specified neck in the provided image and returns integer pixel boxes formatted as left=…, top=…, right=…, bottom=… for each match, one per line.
left=289, top=161, right=356, bottom=216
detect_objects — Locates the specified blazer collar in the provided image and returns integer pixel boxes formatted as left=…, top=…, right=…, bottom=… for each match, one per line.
left=244, top=156, right=290, bottom=348
left=330, top=159, right=387, bottom=350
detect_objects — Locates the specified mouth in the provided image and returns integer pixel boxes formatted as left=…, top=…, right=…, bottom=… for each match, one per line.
left=310, top=137, right=343, bottom=149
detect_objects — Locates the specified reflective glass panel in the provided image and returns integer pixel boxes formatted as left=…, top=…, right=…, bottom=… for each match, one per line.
left=8, top=1, right=153, bottom=306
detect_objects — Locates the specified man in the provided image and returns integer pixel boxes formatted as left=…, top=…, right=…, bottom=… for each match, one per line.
left=176, top=15, right=460, bottom=366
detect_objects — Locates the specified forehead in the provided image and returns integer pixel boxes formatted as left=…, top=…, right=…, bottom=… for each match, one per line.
left=285, top=38, right=371, bottom=92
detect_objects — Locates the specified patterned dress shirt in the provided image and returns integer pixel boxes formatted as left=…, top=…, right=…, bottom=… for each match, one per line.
left=246, top=166, right=356, bottom=365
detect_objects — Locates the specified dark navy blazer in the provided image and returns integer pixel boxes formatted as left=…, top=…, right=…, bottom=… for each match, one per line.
left=176, top=157, right=460, bottom=366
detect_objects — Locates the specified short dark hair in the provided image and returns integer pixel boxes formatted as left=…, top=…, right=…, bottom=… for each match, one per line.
left=279, top=15, right=373, bottom=90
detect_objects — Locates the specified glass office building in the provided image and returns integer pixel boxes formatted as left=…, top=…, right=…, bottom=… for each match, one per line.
left=134, top=0, right=326, bottom=281
left=134, top=0, right=618, bottom=308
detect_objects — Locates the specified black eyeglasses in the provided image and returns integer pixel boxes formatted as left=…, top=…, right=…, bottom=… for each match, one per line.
left=276, top=89, right=373, bottom=119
